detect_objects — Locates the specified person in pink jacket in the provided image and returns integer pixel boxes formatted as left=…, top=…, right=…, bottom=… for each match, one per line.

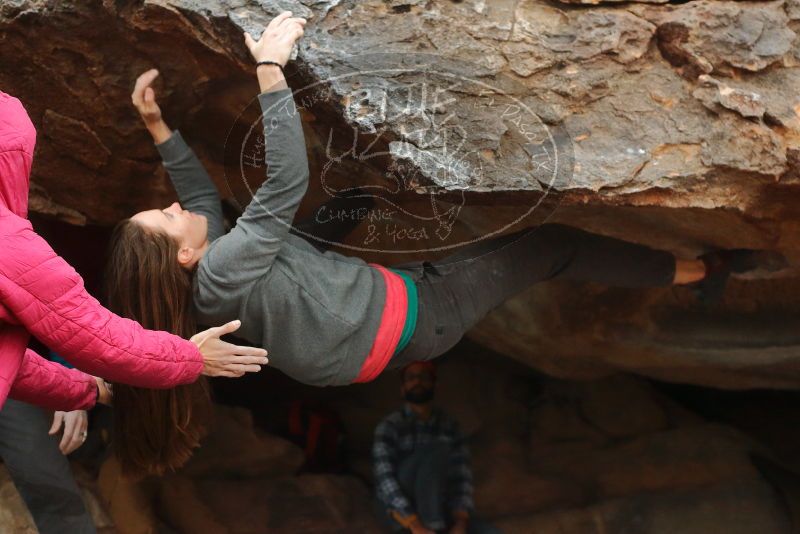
left=0, top=90, right=269, bottom=413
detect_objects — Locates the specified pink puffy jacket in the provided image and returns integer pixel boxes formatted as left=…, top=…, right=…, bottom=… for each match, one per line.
left=0, top=91, right=203, bottom=411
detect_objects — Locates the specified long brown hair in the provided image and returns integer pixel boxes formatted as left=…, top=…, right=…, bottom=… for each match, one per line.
left=105, top=219, right=212, bottom=478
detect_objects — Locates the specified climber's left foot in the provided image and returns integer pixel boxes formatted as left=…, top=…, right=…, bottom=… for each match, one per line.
left=692, top=249, right=788, bottom=303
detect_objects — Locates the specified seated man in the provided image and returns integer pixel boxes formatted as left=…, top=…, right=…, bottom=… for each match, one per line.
left=372, top=361, right=498, bottom=534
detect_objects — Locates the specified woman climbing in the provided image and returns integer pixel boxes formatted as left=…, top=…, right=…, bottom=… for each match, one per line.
left=108, top=12, right=771, bottom=473
left=0, top=95, right=268, bottom=412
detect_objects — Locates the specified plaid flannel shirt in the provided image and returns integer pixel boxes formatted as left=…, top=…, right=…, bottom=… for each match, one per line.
left=372, top=405, right=474, bottom=520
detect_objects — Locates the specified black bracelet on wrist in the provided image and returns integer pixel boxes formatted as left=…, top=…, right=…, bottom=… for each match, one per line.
left=256, top=60, right=285, bottom=76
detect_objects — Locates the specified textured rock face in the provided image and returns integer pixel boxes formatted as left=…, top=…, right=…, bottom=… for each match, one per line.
left=266, top=353, right=797, bottom=533
left=1, top=0, right=800, bottom=388
left=94, top=405, right=384, bottom=534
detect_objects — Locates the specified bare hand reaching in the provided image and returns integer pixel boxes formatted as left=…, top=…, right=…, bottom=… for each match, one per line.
left=244, top=11, right=307, bottom=66
left=131, top=68, right=173, bottom=143
left=131, top=69, right=163, bottom=125
left=192, top=320, right=269, bottom=377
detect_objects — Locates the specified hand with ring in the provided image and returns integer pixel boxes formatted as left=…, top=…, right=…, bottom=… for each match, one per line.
left=49, top=410, right=89, bottom=455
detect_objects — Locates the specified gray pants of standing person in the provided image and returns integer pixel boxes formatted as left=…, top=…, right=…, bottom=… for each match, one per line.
left=0, top=399, right=95, bottom=534
left=379, top=443, right=501, bottom=534
left=391, top=223, right=676, bottom=366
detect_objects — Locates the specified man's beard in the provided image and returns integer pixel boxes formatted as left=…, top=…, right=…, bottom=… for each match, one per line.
left=404, top=385, right=435, bottom=404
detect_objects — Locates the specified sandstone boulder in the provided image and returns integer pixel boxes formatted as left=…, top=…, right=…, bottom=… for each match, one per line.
left=2, top=0, right=799, bottom=388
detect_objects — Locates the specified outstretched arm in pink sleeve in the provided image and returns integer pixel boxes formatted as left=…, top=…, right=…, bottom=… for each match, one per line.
left=0, top=224, right=204, bottom=389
